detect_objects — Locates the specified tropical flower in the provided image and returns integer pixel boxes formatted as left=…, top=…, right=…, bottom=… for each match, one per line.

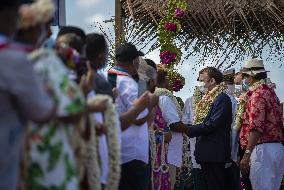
left=160, top=51, right=177, bottom=65
left=175, top=8, right=185, bottom=19
left=164, top=22, right=178, bottom=32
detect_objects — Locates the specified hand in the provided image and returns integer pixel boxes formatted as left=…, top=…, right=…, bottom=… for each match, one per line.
left=79, top=62, right=95, bottom=94
left=240, top=154, right=250, bottom=174
left=95, top=123, right=107, bottom=136
left=112, top=87, right=118, bottom=99
left=164, top=132, right=172, bottom=143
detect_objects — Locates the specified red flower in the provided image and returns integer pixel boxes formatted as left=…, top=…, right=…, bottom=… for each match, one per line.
left=164, top=22, right=177, bottom=32
left=160, top=51, right=177, bottom=65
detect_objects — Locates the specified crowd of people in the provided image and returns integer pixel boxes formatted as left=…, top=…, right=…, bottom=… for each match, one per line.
left=1, top=0, right=284, bottom=190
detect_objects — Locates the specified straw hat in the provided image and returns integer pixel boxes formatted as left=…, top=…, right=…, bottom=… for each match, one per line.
left=241, top=59, right=269, bottom=76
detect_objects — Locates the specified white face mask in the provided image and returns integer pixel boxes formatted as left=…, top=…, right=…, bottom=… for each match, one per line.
left=196, top=81, right=208, bottom=94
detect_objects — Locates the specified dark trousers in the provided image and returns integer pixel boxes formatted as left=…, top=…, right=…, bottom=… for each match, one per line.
left=197, top=163, right=226, bottom=190
left=119, top=160, right=150, bottom=190
left=225, top=162, right=240, bottom=190
left=192, top=168, right=207, bottom=190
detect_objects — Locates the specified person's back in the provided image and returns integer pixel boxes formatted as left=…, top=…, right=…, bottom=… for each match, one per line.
left=0, top=44, right=54, bottom=190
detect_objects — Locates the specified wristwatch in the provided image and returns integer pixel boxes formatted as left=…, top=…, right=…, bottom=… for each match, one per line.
left=245, top=149, right=251, bottom=155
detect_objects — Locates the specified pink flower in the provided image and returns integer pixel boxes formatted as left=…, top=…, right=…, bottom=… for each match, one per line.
left=160, top=51, right=177, bottom=65
left=172, top=79, right=184, bottom=92
left=164, top=22, right=177, bottom=32
left=175, top=8, right=185, bottom=19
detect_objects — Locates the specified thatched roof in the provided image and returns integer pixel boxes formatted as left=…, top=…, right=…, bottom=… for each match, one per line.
left=121, top=0, right=284, bottom=68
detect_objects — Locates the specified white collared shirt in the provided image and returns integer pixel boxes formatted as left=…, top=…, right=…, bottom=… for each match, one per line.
left=159, top=95, right=183, bottom=167
left=116, top=75, right=149, bottom=164
left=182, top=97, right=201, bottom=169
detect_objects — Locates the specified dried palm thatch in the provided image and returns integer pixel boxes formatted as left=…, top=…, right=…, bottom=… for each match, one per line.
left=121, top=0, right=284, bottom=69
left=95, top=17, right=159, bottom=66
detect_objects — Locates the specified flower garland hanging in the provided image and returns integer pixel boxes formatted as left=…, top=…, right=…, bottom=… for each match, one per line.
left=157, top=64, right=185, bottom=92
left=158, top=0, right=187, bottom=68
left=86, top=95, right=121, bottom=190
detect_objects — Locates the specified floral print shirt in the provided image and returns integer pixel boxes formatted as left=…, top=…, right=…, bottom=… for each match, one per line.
left=27, top=49, right=85, bottom=190
left=240, top=84, right=283, bottom=149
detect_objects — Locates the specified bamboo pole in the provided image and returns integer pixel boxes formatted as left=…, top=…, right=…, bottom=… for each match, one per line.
left=115, top=0, right=123, bottom=47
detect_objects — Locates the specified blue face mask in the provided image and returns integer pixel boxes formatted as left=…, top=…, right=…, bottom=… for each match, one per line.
left=242, top=79, right=249, bottom=91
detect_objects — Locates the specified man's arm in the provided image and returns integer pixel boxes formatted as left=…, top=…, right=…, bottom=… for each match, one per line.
left=240, top=93, right=265, bottom=173
left=185, top=94, right=232, bottom=138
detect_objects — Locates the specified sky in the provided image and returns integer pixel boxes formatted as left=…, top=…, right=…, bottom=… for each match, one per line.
left=60, top=0, right=284, bottom=102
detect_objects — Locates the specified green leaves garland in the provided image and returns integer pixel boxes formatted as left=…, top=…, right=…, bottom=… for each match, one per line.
left=157, top=0, right=187, bottom=92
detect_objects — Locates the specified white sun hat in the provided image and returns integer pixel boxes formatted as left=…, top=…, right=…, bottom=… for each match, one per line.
left=241, top=58, right=269, bottom=76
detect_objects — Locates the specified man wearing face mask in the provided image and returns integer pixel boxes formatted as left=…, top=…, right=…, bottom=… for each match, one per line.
left=223, top=69, right=239, bottom=190
left=182, top=69, right=207, bottom=190
left=172, top=67, right=232, bottom=190
left=109, top=43, right=152, bottom=190
left=239, top=59, right=284, bottom=190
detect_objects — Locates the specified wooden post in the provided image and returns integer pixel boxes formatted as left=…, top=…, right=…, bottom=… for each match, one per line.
left=115, top=0, right=123, bottom=47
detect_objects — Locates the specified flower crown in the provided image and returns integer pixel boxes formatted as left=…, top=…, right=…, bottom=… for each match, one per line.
left=157, top=64, right=185, bottom=92
left=19, top=0, right=55, bottom=29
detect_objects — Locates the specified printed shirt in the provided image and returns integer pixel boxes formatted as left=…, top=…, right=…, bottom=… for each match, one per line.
left=28, top=49, right=85, bottom=190
left=240, top=84, right=283, bottom=149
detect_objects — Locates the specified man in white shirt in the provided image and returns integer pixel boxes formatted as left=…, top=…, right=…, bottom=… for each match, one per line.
left=110, top=43, right=151, bottom=190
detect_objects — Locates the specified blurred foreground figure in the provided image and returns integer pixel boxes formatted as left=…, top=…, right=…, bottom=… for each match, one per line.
left=0, top=1, right=54, bottom=190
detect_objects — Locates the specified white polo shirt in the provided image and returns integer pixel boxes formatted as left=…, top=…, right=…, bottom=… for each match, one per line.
left=116, top=74, right=149, bottom=164
left=159, top=95, right=183, bottom=167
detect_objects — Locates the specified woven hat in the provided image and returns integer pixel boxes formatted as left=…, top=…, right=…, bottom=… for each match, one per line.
left=241, top=59, right=269, bottom=76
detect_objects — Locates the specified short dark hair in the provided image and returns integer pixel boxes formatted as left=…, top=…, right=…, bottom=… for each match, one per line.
left=63, top=33, right=84, bottom=53
left=0, top=0, right=21, bottom=11
left=145, top=59, right=157, bottom=70
left=85, top=33, right=107, bottom=61
left=203, top=67, right=223, bottom=84
left=253, top=72, right=267, bottom=81
left=57, top=26, right=86, bottom=42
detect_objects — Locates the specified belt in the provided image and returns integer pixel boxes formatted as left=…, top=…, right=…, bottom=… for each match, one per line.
left=256, top=140, right=282, bottom=145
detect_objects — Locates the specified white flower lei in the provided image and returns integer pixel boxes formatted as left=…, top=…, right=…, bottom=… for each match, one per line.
left=87, top=95, right=121, bottom=190
left=83, top=114, right=101, bottom=190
